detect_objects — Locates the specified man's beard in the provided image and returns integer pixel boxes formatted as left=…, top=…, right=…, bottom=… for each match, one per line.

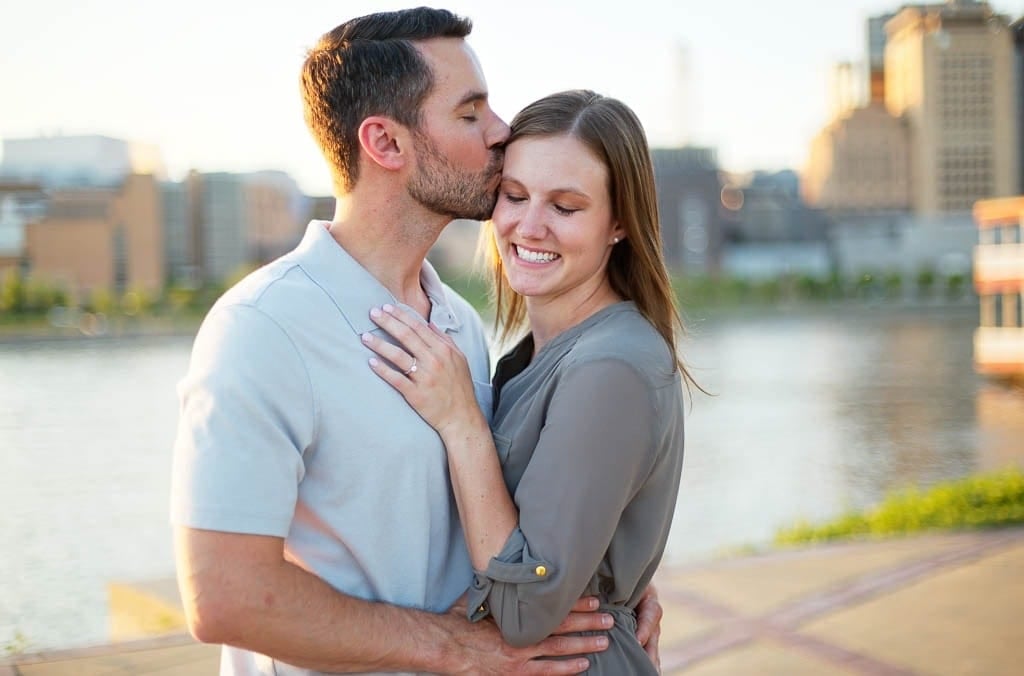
left=408, top=132, right=502, bottom=221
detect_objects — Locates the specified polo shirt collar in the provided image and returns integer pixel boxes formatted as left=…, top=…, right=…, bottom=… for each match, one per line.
left=294, top=220, right=463, bottom=335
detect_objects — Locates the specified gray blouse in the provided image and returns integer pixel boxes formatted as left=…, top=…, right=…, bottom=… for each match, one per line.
left=466, top=302, right=686, bottom=674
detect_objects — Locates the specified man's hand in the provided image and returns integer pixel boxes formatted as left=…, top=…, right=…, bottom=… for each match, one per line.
left=635, top=584, right=663, bottom=673
left=442, top=597, right=610, bottom=675
left=551, top=596, right=614, bottom=635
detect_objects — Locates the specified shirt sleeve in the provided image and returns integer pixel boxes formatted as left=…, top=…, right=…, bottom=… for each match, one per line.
left=466, top=357, right=658, bottom=647
left=170, top=303, right=316, bottom=537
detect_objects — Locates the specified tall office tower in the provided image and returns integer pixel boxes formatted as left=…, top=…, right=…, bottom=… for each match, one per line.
left=670, top=43, right=694, bottom=146
left=186, top=171, right=304, bottom=285
left=0, top=135, right=166, bottom=187
left=885, top=1, right=1019, bottom=214
left=829, top=61, right=868, bottom=120
left=650, top=147, right=723, bottom=273
left=867, top=13, right=896, bottom=103
left=802, top=103, right=911, bottom=212
left=1013, top=16, right=1024, bottom=193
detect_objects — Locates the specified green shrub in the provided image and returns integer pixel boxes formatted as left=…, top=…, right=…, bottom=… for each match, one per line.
left=86, top=288, right=116, bottom=315
left=854, top=271, right=880, bottom=299
left=883, top=272, right=903, bottom=299
left=945, top=273, right=967, bottom=300
left=775, top=469, right=1024, bottom=545
left=3, top=629, right=29, bottom=657
left=916, top=265, right=936, bottom=298
left=0, top=269, right=27, bottom=313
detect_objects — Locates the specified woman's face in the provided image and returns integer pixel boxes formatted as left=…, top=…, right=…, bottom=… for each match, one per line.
left=491, top=134, right=624, bottom=307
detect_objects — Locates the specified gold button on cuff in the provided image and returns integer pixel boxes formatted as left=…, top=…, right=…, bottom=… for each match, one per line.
left=534, top=565, right=547, bottom=577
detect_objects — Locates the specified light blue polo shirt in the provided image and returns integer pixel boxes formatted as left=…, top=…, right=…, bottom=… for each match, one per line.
left=170, top=220, right=492, bottom=675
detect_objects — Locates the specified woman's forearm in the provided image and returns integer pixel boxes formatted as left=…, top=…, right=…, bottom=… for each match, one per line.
left=439, top=412, right=519, bottom=572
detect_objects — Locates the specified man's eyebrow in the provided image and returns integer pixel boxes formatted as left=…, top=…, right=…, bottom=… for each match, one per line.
left=456, top=90, right=488, bottom=108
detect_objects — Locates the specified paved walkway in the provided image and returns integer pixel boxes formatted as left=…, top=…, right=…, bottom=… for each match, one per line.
left=3, top=527, right=1023, bottom=675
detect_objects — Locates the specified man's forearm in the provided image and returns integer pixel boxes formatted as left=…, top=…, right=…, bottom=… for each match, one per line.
left=176, top=529, right=456, bottom=673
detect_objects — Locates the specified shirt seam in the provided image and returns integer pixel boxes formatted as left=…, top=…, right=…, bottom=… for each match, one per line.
left=212, top=298, right=319, bottom=448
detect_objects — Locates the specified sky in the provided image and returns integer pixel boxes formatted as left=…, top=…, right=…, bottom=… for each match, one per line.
left=2, top=0, right=1022, bottom=195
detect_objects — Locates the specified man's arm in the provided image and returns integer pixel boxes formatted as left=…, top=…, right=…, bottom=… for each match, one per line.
left=175, top=527, right=609, bottom=675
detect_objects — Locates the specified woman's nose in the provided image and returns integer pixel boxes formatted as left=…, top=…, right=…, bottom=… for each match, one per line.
left=516, top=206, right=547, bottom=239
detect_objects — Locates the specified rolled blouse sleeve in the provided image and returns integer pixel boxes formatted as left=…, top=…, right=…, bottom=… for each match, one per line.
left=466, top=357, right=658, bottom=647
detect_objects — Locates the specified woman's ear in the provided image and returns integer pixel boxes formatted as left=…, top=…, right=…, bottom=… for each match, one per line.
left=611, top=223, right=626, bottom=245
left=357, top=116, right=409, bottom=172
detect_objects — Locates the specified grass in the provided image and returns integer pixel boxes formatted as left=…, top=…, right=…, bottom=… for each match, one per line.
left=2, top=630, right=30, bottom=658
left=775, top=468, right=1024, bottom=546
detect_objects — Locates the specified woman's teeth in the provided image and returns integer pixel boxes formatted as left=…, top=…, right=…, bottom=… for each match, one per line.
left=516, top=245, right=560, bottom=263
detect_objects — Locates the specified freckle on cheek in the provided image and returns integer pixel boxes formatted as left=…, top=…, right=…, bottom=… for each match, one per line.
left=264, top=592, right=275, bottom=608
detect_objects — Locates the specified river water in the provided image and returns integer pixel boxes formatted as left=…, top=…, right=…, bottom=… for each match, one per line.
left=1, top=305, right=1022, bottom=651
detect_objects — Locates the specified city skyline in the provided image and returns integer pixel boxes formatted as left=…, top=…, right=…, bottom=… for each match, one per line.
left=2, top=0, right=1023, bottom=196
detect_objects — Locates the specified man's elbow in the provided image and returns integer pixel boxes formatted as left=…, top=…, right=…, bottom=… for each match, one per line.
left=173, top=527, right=279, bottom=645
left=184, top=599, right=229, bottom=644
left=178, top=574, right=244, bottom=645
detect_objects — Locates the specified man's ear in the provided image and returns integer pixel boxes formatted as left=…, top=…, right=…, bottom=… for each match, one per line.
left=357, top=116, right=409, bottom=172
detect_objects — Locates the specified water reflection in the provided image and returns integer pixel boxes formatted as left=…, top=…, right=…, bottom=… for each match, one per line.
left=665, top=307, right=1022, bottom=563
left=0, top=336, right=191, bottom=653
left=975, top=384, right=1024, bottom=471
left=0, top=308, right=1022, bottom=650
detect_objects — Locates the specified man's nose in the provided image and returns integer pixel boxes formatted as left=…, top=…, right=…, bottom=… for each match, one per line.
left=488, top=114, right=511, bottom=148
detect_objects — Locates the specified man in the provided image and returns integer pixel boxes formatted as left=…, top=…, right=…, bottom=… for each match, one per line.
left=171, top=8, right=661, bottom=674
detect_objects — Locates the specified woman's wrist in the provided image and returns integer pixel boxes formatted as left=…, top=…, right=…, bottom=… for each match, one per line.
left=437, top=408, right=491, bottom=450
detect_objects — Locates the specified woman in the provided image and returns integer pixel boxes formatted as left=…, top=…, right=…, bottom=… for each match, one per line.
left=363, top=90, right=693, bottom=674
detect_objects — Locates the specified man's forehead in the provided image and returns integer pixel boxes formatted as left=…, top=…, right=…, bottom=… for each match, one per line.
left=415, top=37, right=486, bottom=92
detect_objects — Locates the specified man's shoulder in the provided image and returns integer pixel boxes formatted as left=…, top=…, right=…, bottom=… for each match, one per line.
left=209, top=252, right=334, bottom=327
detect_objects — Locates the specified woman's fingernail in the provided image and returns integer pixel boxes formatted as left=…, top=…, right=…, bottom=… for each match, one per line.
left=370, top=308, right=381, bottom=318
left=368, top=357, right=379, bottom=367
left=361, top=333, right=372, bottom=343
left=382, top=303, right=395, bottom=313
left=602, top=614, right=613, bottom=627
left=597, top=636, right=609, bottom=648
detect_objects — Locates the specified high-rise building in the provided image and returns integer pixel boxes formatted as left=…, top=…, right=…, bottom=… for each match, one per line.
left=184, top=171, right=304, bottom=284
left=867, top=12, right=896, bottom=103
left=885, top=1, right=1019, bottom=214
left=0, top=135, right=167, bottom=298
left=244, top=170, right=306, bottom=263
left=24, top=174, right=164, bottom=299
left=650, top=147, right=723, bottom=273
left=670, top=44, right=694, bottom=146
left=0, top=182, right=46, bottom=278
left=161, top=180, right=195, bottom=286
left=829, top=61, right=868, bottom=119
left=1013, top=16, right=1024, bottom=193
left=803, top=102, right=911, bottom=212
left=0, top=135, right=166, bottom=187
left=190, top=172, right=249, bottom=284
left=973, top=196, right=1024, bottom=378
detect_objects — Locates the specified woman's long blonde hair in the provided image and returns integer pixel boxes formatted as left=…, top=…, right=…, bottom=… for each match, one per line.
left=482, top=90, right=698, bottom=388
